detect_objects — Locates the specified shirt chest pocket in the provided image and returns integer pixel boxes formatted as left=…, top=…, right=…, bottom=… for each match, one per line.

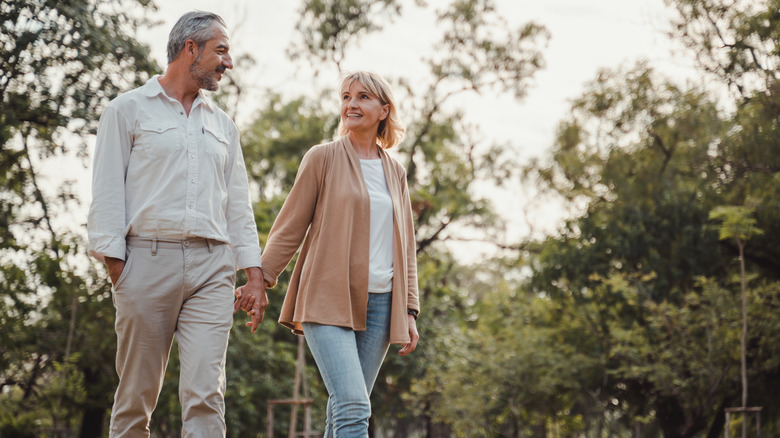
left=202, top=124, right=229, bottom=168
left=134, top=121, right=181, bottom=157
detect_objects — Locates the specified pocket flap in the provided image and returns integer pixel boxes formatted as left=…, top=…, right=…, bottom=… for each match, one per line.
left=203, top=125, right=229, bottom=144
left=139, top=121, right=178, bottom=134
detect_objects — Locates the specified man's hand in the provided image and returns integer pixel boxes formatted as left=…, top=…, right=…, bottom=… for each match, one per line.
left=233, top=267, right=268, bottom=333
left=105, top=256, right=126, bottom=285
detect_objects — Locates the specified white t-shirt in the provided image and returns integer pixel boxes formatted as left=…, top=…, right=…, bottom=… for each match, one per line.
left=360, top=158, right=394, bottom=293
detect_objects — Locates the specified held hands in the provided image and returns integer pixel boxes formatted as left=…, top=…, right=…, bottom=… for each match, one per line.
left=233, top=268, right=269, bottom=333
left=398, top=314, right=419, bottom=356
left=233, top=283, right=268, bottom=333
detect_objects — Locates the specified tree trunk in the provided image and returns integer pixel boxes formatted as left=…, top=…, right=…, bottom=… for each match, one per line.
left=705, top=397, right=732, bottom=438
left=738, top=239, right=748, bottom=438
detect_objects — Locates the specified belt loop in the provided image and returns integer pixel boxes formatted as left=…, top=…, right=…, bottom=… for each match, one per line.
left=152, top=238, right=158, bottom=256
left=206, top=238, right=214, bottom=253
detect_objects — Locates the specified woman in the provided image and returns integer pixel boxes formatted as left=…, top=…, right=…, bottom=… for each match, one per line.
left=244, top=71, right=420, bottom=436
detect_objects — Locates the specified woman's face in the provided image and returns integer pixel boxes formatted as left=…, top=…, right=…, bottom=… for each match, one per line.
left=340, top=80, right=389, bottom=137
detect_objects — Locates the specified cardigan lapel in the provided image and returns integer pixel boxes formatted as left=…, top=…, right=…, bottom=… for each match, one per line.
left=340, top=135, right=363, bottom=177
left=344, top=134, right=404, bottom=229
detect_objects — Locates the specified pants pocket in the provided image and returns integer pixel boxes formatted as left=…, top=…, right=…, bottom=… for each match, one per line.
left=114, top=247, right=135, bottom=290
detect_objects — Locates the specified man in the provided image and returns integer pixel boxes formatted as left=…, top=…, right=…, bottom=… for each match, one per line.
left=87, top=11, right=268, bottom=437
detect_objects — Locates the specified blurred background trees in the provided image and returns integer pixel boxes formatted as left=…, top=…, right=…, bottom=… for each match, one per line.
left=0, top=0, right=158, bottom=436
left=1, top=0, right=779, bottom=437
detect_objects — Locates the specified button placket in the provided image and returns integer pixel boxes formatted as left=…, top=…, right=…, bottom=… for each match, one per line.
left=183, top=115, right=199, bottom=233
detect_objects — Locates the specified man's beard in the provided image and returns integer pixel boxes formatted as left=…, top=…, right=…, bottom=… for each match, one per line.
left=190, top=56, right=222, bottom=91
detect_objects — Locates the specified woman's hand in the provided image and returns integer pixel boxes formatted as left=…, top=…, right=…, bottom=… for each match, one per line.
left=398, top=314, right=419, bottom=356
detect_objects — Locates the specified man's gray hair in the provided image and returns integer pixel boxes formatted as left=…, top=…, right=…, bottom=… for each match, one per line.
left=166, top=11, right=226, bottom=64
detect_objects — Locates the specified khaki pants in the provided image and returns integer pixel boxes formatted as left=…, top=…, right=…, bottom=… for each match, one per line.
left=109, top=238, right=236, bottom=438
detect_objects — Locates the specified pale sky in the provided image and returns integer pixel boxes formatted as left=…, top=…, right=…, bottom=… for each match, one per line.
left=60, top=0, right=703, bottom=262
left=140, top=0, right=696, bottom=153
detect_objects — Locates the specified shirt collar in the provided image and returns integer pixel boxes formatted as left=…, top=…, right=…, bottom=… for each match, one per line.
left=141, top=75, right=216, bottom=113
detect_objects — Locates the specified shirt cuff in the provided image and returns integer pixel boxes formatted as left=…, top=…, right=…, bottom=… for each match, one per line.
left=233, top=245, right=262, bottom=271
left=88, top=235, right=126, bottom=263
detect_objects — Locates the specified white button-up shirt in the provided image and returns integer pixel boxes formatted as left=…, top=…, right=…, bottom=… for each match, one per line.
left=87, top=76, right=262, bottom=270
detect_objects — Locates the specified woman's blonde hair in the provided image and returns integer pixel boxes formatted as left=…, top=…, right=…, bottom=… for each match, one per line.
left=337, top=71, right=405, bottom=149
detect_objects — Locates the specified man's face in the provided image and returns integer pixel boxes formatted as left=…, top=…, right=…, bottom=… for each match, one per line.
left=189, top=23, right=233, bottom=91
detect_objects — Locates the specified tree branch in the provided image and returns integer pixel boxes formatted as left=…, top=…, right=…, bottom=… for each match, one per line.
left=22, top=132, right=60, bottom=257
left=416, top=217, right=451, bottom=253
left=440, top=236, right=534, bottom=253
left=648, top=128, right=672, bottom=174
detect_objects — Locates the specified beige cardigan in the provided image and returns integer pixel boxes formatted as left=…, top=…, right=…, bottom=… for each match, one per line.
left=260, top=136, right=420, bottom=344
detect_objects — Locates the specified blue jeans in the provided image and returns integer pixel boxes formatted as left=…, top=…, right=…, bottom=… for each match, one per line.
left=302, top=292, right=392, bottom=438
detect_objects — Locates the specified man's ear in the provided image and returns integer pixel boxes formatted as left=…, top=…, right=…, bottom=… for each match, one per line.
left=185, top=39, right=198, bottom=59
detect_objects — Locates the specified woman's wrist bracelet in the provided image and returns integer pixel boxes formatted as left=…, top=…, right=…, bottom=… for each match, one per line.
left=407, top=309, right=418, bottom=320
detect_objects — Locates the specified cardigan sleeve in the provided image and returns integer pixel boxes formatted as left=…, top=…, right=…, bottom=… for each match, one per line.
left=260, top=146, right=324, bottom=287
left=400, top=169, right=420, bottom=313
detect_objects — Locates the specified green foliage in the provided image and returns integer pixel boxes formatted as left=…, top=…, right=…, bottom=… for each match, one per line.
left=530, top=63, right=728, bottom=301
left=1, top=237, right=119, bottom=437
left=241, top=93, right=339, bottom=202
left=0, top=0, right=159, bottom=151
left=609, top=276, right=742, bottom=435
left=709, top=205, right=764, bottom=243
left=668, top=0, right=780, bottom=97
left=419, top=259, right=587, bottom=437
left=0, top=0, right=158, bottom=436
left=432, top=0, right=549, bottom=100
left=287, top=0, right=403, bottom=71
left=515, top=0, right=780, bottom=434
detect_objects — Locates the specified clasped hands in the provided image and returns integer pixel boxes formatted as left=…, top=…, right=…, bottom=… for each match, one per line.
left=233, top=267, right=269, bottom=333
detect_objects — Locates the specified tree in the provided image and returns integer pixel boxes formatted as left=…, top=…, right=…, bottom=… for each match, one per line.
left=709, top=205, right=765, bottom=437
left=288, top=0, right=403, bottom=73
left=668, top=0, right=780, bottom=276
left=0, top=0, right=158, bottom=436
left=517, top=1, right=780, bottom=430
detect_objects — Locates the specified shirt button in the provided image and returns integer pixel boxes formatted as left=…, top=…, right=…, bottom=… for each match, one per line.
left=189, top=132, right=193, bottom=136
left=191, top=179, right=195, bottom=183
left=188, top=205, right=193, bottom=209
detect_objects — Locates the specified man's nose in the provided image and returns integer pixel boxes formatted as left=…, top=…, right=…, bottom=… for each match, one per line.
left=223, top=54, right=233, bottom=70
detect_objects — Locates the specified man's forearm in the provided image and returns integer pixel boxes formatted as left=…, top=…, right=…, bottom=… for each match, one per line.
left=244, top=266, right=263, bottom=285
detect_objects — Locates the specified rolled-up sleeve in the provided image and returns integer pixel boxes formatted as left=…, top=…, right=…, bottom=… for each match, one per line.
left=87, top=106, right=132, bottom=263
left=224, top=127, right=262, bottom=270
